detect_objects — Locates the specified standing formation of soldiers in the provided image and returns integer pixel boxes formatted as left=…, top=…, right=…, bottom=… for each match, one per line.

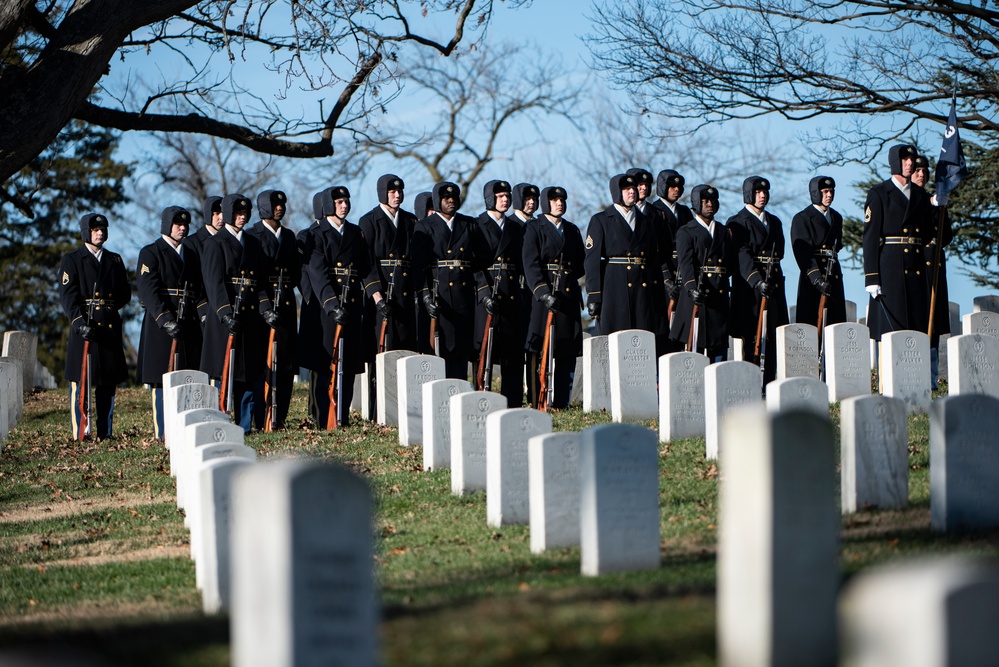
left=61, top=145, right=951, bottom=437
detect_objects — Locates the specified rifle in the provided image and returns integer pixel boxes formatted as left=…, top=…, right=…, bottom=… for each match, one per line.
left=219, top=279, right=244, bottom=414
left=815, top=242, right=838, bottom=365
left=327, top=264, right=352, bottom=430
left=476, top=268, right=502, bottom=391
left=378, top=260, right=399, bottom=355
left=754, top=247, right=777, bottom=373
left=77, top=281, right=98, bottom=441
left=168, top=281, right=189, bottom=374
left=687, top=252, right=709, bottom=354
left=264, top=269, right=284, bottom=432
left=429, top=273, right=440, bottom=356
left=538, top=253, right=563, bottom=411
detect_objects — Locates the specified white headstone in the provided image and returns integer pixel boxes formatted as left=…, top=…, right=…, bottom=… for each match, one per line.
left=962, top=310, right=999, bottom=338
left=972, top=295, right=999, bottom=313
left=776, top=323, right=819, bottom=380
left=948, top=301, right=961, bottom=337
left=0, top=358, right=23, bottom=424
left=658, top=352, right=709, bottom=442
left=397, top=355, right=445, bottom=447
left=881, top=330, right=931, bottom=414
left=931, top=394, right=999, bottom=531
left=376, top=350, right=416, bottom=426
left=168, top=383, right=221, bottom=479
left=231, top=461, right=377, bottom=667
left=2, top=331, right=37, bottom=392
left=450, top=391, right=506, bottom=495
left=947, top=334, right=999, bottom=398
left=705, top=361, right=761, bottom=459
left=486, top=408, right=552, bottom=527
left=199, top=457, right=254, bottom=615
left=718, top=406, right=837, bottom=667
left=579, top=423, right=660, bottom=576
left=179, top=420, right=244, bottom=513
left=845, top=299, right=858, bottom=322
left=191, top=442, right=257, bottom=574
left=788, top=305, right=797, bottom=324
left=528, top=432, right=582, bottom=553
left=421, top=379, right=472, bottom=471
left=608, top=329, right=658, bottom=422
left=0, top=361, right=14, bottom=440
left=841, top=558, right=999, bottom=667
left=569, top=332, right=591, bottom=405
left=825, top=322, right=871, bottom=401
left=162, top=370, right=211, bottom=447
left=33, top=359, right=57, bottom=390
left=765, top=377, right=829, bottom=417
left=582, top=335, right=611, bottom=413
left=937, top=333, right=950, bottom=382
left=841, top=395, right=908, bottom=514
left=349, top=372, right=362, bottom=413
left=727, top=336, right=745, bottom=362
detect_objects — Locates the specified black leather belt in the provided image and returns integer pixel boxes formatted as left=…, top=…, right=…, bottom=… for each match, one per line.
left=607, top=256, right=646, bottom=266
left=701, top=266, right=727, bottom=276
left=754, top=255, right=779, bottom=265
left=165, top=288, right=189, bottom=297
left=229, top=277, right=257, bottom=287
left=488, top=262, right=518, bottom=272
left=435, top=260, right=471, bottom=269
left=331, top=268, right=356, bottom=277
left=545, top=263, right=561, bottom=271
left=884, top=236, right=920, bottom=245
left=379, top=259, right=409, bottom=267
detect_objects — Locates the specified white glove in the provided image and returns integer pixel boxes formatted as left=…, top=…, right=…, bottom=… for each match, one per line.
left=866, top=284, right=882, bottom=299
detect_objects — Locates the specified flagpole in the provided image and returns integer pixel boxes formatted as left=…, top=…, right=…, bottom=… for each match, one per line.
left=927, top=205, right=946, bottom=341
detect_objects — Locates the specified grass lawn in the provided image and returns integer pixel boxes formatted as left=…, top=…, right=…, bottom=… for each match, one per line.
left=0, top=381, right=996, bottom=666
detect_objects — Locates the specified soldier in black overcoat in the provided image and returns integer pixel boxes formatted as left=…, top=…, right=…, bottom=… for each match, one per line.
left=523, top=186, right=585, bottom=409
left=629, top=167, right=674, bottom=356
left=411, top=182, right=491, bottom=380
left=727, top=176, right=790, bottom=383
left=912, top=154, right=953, bottom=388
left=669, top=186, right=738, bottom=361
left=201, top=194, right=272, bottom=433
left=508, top=183, right=540, bottom=224
left=308, top=186, right=371, bottom=428
left=181, top=196, right=222, bottom=330
left=247, top=189, right=299, bottom=429
left=863, top=144, right=934, bottom=344
left=651, top=169, right=694, bottom=291
left=60, top=213, right=132, bottom=439
left=136, top=206, right=204, bottom=440
left=583, top=173, right=665, bottom=338
left=790, top=176, right=846, bottom=331
left=297, top=192, right=325, bottom=423
left=411, top=191, right=435, bottom=355
left=472, top=179, right=525, bottom=406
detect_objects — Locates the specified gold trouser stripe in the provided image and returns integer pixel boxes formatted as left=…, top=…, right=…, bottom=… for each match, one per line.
left=70, top=381, right=80, bottom=437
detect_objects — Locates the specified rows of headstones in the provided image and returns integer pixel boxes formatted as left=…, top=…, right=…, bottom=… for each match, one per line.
left=0, top=330, right=56, bottom=449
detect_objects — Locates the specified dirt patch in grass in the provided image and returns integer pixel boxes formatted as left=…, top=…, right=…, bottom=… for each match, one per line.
left=0, top=492, right=175, bottom=525
left=841, top=506, right=931, bottom=540
left=0, top=596, right=195, bottom=629
left=37, top=546, right=190, bottom=569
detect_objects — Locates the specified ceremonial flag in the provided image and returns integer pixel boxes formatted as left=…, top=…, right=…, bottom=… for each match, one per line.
left=934, top=97, right=968, bottom=206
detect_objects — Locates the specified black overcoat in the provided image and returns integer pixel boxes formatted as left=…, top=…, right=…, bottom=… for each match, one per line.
left=727, top=207, right=790, bottom=341
left=247, top=221, right=301, bottom=371
left=296, top=221, right=324, bottom=370
left=473, top=213, right=526, bottom=361
left=669, top=220, right=738, bottom=350
left=522, top=217, right=585, bottom=355
left=790, top=205, right=847, bottom=328
left=180, top=226, right=213, bottom=324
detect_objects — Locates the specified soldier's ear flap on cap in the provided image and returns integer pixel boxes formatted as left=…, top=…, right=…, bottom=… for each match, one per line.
left=656, top=170, right=684, bottom=198
left=888, top=144, right=917, bottom=175
left=742, top=175, right=768, bottom=204
left=377, top=174, right=404, bottom=205
left=257, top=190, right=276, bottom=219
left=202, top=196, right=222, bottom=227
left=539, top=186, right=567, bottom=216
left=80, top=213, right=108, bottom=242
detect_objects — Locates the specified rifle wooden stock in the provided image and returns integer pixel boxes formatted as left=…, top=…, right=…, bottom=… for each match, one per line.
left=666, top=298, right=676, bottom=328
left=378, top=318, right=389, bottom=355
left=430, top=317, right=439, bottom=356
left=168, top=338, right=178, bottom=374
left=687, top=303, right=700, bottom=353
left=220, top=333, right=235, bottom=412
left=77, top=341, right=90, bottom=441
left=754, top=296, right=768, bottom=360
left=537, top=312, right=555, bottom=411
left=816, top=294, right=828, bottom=353
left=263, top=328, right=277, bottom=432
left=326, top=324, right=344, bottom=430
left=475, top=313, right=493, bottom=391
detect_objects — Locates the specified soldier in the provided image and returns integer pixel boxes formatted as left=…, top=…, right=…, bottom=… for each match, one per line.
left=863, top=144, right=934, bottom=345
left=136, top=206, right=204, bottom=440
left=669, top=185, right=737, bottom=361
left=473, top=179, right=525, bottom=405
left=412, top=181, right=490, bottom=379
left=629, top=166, right=673, bottom=355
left=297, top=192, right=326, bottom=424
left=248, top=189, right=299, bottom=430
left=912, top=154, right=953, bottom=389
left=509, top=183, right=540, bottom=224
left=412, top=190, right=435, bottom=354
left=308, top=186, right=371, bottom=428
left=584, top=173, right=664, bottom=337
left=651, top=169, right=694, bottom=293
left=60, top=213, right=131, bottom=440
left=522, top=186, right=585, bottom=409
left=728, top=176, right=789, bottom=383
left=182, top=196, right=222, bottom=331
left=201, top=194, right=272, bottom=433
left=790, top=176, right=846, bottom=330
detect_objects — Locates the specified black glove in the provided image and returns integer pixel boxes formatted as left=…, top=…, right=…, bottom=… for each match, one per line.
left=541, top=293, right=561, bottom=312
left=331, top=307, right=348, bottom=325
left=812, top=278, right=832, bottom=297
left=690, top=288, right=705, bottom=305
left=423, top=293, right=439, bottom=319
left=78, top=324, right=96, bottom=341
left=376, top=299, right=393, bottom=319
left=162, top=320, right=181, bottom=339
left=262, top=309, right=280, bottom=328
left=756, top=281, right=772, bottom=297
left=222, top=314, right=241, bottom=334
left=482, top=296, right=498, bottom=315
left=587, top=302, right=600, bottom=319
left=665, top=280, right=680, bottom=302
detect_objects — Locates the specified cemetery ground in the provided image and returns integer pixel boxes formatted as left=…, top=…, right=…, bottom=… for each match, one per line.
left=1, top=384, right=997, bottom=666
